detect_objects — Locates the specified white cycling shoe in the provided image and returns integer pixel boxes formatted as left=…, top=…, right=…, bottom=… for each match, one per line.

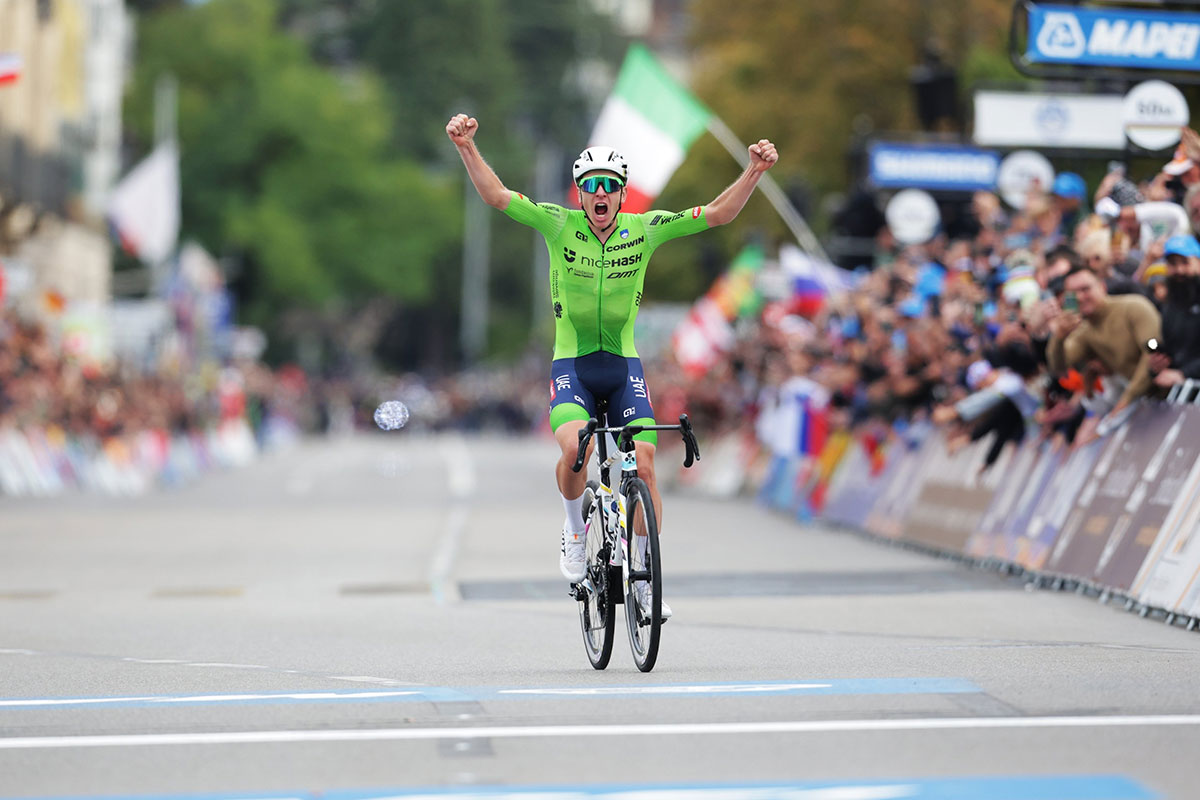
left=635, top=581, right=672, bottom=621
left=560, top=524, right=587, bottom=583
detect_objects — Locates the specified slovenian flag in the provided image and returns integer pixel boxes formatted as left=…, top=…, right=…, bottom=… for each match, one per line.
left=0, top=54, right=22, bottom=86
left=587, top=44, right=712, bottom=213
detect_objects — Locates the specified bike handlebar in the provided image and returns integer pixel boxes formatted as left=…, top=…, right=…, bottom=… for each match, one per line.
left=570, top=414, right=700, bottom=473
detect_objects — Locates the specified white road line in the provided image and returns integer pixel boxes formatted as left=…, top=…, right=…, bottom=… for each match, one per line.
left=2, top=714, right=1200, bottom=750
left=430, top=435, right=475, bottom=605
left=0, top=690, right=423, bottom=708
left=498, top=684, right=834, bottom=696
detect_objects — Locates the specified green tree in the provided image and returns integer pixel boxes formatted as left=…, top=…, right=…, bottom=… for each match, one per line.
left=125, top=0, right=459, bottom=346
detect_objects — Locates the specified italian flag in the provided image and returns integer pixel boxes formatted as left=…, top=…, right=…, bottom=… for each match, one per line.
left=587, top=44, right=712, bottom=214
left=0, top=53, right=22, bottom=87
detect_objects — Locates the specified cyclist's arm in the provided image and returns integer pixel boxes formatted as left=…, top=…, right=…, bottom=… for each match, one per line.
left=705, top=138, right=778, bottom=226
left=447, top=113, right=512, bottom=209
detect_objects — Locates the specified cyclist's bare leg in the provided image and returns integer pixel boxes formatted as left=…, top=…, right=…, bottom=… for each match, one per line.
left=632, top=440, right=662, bottom=536
left=555, top=420, right=593, bottom=500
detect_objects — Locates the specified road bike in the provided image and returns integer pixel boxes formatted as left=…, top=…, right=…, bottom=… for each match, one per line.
left=568, top=404, right=700, bottom=672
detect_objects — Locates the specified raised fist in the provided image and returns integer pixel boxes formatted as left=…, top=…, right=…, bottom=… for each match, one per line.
left=446, top=114, right=478, bottom=147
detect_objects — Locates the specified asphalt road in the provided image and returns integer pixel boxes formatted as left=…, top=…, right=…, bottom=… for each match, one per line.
left=1, top=432, right=1198, bottom=800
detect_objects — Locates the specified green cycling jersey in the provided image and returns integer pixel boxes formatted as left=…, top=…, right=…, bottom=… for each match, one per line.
left=503, top=192, right=709, bottom=360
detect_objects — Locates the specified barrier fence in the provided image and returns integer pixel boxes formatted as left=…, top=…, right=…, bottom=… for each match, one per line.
left=679, top=401, right=1200, bottom=629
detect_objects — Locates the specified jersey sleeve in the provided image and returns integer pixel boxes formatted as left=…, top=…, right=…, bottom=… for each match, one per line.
left=502, top=193, right=569, bottom=240
left=643, top=206, right=711, bottom=249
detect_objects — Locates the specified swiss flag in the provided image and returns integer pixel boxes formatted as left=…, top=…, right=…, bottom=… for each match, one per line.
left=0, top=54, right=22, bottom=87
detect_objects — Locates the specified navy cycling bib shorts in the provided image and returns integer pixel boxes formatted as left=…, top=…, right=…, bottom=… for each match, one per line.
left=549, top=351, right=657, bottom=444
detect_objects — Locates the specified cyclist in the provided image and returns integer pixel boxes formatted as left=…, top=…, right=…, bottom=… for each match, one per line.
left=447, top=113, right=778, bottom=619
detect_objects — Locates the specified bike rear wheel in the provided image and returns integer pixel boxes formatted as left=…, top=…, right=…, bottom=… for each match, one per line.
left=622, top=477, right=661, bottom=672
left=577, top=480, right=614, bottom=670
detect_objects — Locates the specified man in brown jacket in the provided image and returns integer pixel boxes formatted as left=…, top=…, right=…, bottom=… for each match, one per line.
left=1048, top=265, right=1164, bottom=437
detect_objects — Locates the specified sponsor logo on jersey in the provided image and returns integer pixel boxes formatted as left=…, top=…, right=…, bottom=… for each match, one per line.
left=607, top=269, right=638, bottom=279
left=563, top=247, right=576, bottom=263
left=608, top=235, right=644, bottom=252
left=575, top=230, right=589, bottom=243
left=581, top=252, right=643, bottom=269
left=635, top=291, right=643, bottom=306
left=553, top=375, right=571, bottom=401
left=651, top=210, right=687, bottom=226
left=630, top=375, right=650, bottom=402
left=692, top=206, right=703, bottom=219
left=623, top=406, right=635, bottom=419
left=553, top=302, right=563, bottom=318
left=566, top=267, right=595, bottom=279
left=620, top=228, right=630, bottom=239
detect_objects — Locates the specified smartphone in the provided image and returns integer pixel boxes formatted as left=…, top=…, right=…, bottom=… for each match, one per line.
left=1062, top=291, right=1079, bottom=313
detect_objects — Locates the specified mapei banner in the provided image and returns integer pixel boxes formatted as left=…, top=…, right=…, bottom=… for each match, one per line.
left=1027, top=3, right=1200, bottom=71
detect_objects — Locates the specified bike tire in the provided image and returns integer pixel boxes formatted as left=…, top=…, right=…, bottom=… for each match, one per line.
left=622, top=477, right=661, bottom=672
left=578, top=480, right=614, bottom=670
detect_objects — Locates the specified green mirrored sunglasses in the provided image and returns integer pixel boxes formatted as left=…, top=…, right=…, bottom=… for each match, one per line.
left=577, top=175, right=625, bottom=194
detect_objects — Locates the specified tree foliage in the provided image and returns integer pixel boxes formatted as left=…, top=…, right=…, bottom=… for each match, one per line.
left=125, top=0, right=459, bottom=326
left=647, top=0, right=1018, bottom=297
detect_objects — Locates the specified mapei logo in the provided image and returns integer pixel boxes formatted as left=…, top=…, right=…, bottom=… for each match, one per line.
left=563, top=247, right=577, bottom=263
left=1037, top=11, right=1086, bottom=59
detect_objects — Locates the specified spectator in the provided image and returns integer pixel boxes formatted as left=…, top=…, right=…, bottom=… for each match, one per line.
left=1047, top=265, right=1163, bottom=437
left=1052, top=172, right=1087, bottom=237
left=1144, top=262, right=1169, bottom=309
left=932, top=359, right=1036, bottom=472
left=1150, top=235, right=1200, bottom=389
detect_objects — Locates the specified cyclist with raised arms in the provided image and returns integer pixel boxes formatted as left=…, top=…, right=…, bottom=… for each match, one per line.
left=447, top=112, right=777, bottom=619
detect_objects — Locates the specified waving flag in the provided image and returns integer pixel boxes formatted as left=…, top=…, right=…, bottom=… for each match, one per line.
left=0, top=54, right=22, bottom=87
left=107, top=143, right=180, bottom=266
left=588, top=44, right=712, bottom=213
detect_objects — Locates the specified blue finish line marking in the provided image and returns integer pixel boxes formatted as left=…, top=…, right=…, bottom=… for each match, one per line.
left=1, top=775, right=1159, bottom=800
left=0, top=679, right=979, bottom=710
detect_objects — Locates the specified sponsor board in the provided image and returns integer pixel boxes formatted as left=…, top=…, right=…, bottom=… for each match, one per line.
left=1027, top=3, right=1200, bottom=71
left=973, top=90, right=1125, bottom=149
left=1017, top=438, right=1105, bottom=570
left=901, top=436, right=1009, bottom=553
left=868, top=142, right=1000, bottom=192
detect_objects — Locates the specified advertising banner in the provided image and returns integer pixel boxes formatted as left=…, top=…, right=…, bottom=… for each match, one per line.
left=1096, top=407, right=1200, bottom=590
left=864, top=423, right=939, bottom=539
left=1000, top=442, right=1067, bottom=565
left=1044, top=413, right=1154, bottom=579
left=868, top=142, right=1000, bottom=192
left=1020, top=438, right=1105, bottom=570
left=902, top=437, right=1007, bottom=554
left=1026, top=4, right=1200, bottom=71
left=973, top=90, right=1125, bottom=149
left=822, top=439, right=878, bottom=529
left=968, top=439, right=1043, bottom=558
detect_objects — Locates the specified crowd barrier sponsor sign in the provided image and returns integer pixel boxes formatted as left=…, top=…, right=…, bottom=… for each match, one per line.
left=0, top=420, right=257, bottom=498
left=812, top=400, right=1200, bottom=618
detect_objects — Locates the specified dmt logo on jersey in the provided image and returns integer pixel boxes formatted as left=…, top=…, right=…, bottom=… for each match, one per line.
left=1037, top=12, right=1086, bottom=59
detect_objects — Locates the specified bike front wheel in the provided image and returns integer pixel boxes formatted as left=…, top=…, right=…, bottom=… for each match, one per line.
left=622, top=477, right=662, bottom=672
left=578, top=480, right=614, bottom=670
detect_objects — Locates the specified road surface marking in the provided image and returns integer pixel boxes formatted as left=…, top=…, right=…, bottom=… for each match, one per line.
left=0, top=775, right=1158, bottom=799
left=0, top=714, right=1198, bottom=749
left=0, top=679, right=978, bottom=710
left=430, top=434, right=474, bottom=604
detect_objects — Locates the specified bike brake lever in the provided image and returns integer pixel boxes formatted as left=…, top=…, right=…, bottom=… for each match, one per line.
left=679, top=414, right=701, bottom=468
left=571, top=418, right=598, bottom=472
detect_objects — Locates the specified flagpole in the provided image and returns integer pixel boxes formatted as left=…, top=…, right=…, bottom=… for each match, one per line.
left=705, top=116, right=829, bottom=263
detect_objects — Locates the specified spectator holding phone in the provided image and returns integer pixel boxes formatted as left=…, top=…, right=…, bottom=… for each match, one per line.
left=1150, top=235, right=1200, bottom=389
left=1047, top=265, right=1163, bottom=440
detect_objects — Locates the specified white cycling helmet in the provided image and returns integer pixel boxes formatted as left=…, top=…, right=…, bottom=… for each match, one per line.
left=572, top=146, right=628, bottom=184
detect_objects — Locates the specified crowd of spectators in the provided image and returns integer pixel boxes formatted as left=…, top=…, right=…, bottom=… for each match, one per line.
left=669, top=130, right=1200, bottom=475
